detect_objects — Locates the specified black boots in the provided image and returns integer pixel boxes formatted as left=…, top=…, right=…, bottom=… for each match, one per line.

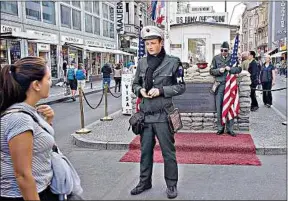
left=216, top=129, right=224, bottom=135
left=166, top=186, right=178, bottom=199
left=130, top=182, right=152, bottom=195
left=227, top=131, right=237, bottom=137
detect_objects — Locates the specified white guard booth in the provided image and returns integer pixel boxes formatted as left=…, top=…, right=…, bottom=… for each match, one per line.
left=121, top=73, right=134, bottom=115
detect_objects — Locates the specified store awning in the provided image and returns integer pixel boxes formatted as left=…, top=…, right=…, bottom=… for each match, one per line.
left=265, top=48, right=278, bottom=55
left=71, top=44, right=133, bottom=55
left=271, top=51, right=287, bottom=58
left=109, top=49, right=133, bottom=56
left=28, top=39, right=59, bottom=45
left=0, top=31, right=51, bottom=41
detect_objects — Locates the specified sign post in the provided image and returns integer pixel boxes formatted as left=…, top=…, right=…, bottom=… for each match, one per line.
left=121, top=73, right=134, bottom=115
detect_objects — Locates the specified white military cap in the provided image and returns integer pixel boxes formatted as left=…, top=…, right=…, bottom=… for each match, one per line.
left=141, top=26, right=164, bottom=40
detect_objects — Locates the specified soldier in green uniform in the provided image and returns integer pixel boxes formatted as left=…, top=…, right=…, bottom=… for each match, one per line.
left=131, top=26, right=186, bottom=199
left=210, top=41, right=242, bottom=136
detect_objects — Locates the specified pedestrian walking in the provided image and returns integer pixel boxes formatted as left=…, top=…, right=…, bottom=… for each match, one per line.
left=63, top=60, right=67, bottom=78
left=0, top=57, right=59, bottom=201
left=113, top=63, right=122, bottom=93
left=260, top=55, right=276, bottom=108
left=67, top=62, right=77, bottom=101
left=101, top=63, right=112, bottom=88
left=131, top=25, right=186, bottom=199
left=248, top=51, right=260, bottom=111
left=76, top=63, right=86, bottom=91
left=209, top=41, right=242, bottom=136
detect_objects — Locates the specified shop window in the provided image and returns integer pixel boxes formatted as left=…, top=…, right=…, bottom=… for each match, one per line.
left=28, top=42, right=37, bottom=56
left=78, top=49, right=83, bottom=64
left=109, top=6, right=114, bottom=21
left=61, top=5, right=71, bottom=28
left=72, top=9, right=81, bottom=30
left=94, top=17, right=100, bottom=35
left=85, top=1, right=92, bottom=13
left=92, top=52, right=101, bottom=75
left=50, top=45, right=58, bottom=78
left=0, top=40, right=8, bottom=66
left=10, top=41, right=21, bottom=64
left=0, top=1, right=18, bottom=16
left=42, top=1, right=55, bottom=24
left=109, top=22, right=115, bottom=39
left=72, top=1, right=81, bottom=8
left=102, top=3, right=109, bottom=19
left=103, top=20, right=109, bottom=37
left=26, top=1, right=41, bottom=21
left=93, top=1, right=100, bottom=15
left=85, top=14, right=93, bottom=33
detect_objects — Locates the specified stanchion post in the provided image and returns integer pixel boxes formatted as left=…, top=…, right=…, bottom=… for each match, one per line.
left=75, top=86, right=91, bottom=134
left=100, top=82, right=113, bottom=121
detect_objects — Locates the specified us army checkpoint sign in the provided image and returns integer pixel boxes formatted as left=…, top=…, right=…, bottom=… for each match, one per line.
left=121, top=73, right=134, bottom=115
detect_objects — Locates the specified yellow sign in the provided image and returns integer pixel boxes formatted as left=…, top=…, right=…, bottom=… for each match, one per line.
left=280, top=45, right=286, bottom=51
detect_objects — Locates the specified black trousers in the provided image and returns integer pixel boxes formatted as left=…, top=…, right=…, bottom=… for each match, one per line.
left=140, top=122, right=178, bottom=187
left=0, top=186, right=59, bottom=201
left=114, top=77, right=121, bottom=92
left=262, top=82, right=273, bottom=105
left=250, top=85, right=259, bottom=109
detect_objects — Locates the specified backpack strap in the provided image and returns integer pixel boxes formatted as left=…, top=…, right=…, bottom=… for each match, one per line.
left=1, top=108, right=50, bottom=134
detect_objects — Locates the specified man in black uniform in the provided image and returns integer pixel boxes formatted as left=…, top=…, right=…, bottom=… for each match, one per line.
left=131, top=26, right=186, bottom=199
left=248, top=51, right=260, bottom=111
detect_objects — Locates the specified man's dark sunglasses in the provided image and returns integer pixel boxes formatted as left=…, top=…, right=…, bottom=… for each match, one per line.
left=221, top=49, right=228, bottom=52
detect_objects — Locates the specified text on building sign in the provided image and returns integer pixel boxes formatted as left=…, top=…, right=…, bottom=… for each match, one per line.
left=176, top=15, right=226, bottom=24
left=116, top=1, right=124, bottom=33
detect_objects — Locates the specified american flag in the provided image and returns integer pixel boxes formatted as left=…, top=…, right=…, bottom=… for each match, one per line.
left=221, top=34, right=240, bottom=125
left=151, top=1, right=158, bottom=21
left=138, top=22, right=145, bottom=59
left=156, top=0, right=165, bottom=24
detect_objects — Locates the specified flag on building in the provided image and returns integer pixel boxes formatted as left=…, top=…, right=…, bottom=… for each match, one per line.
left=151, top=1, right=158, bottom=21
left=138, top=22, right=145, bottom=59
left=221, top=34, right=240, bottom=125
left=156, top=0, right=165, bottom=24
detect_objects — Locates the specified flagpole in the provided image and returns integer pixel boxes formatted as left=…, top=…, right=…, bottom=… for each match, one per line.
left=164, top=1, right=170, bottom=54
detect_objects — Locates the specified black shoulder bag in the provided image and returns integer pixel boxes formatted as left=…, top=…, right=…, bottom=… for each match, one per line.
left=128, top=111, right=145, bottom=135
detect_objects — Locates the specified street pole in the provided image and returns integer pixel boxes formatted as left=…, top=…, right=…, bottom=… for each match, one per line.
left=75, top=87, right=91, bottom=134
left=100, top=82, right=113, bottom=121
left=225, top=1, right=227, bottom=12
left=164, top=1, right=171, bottom=54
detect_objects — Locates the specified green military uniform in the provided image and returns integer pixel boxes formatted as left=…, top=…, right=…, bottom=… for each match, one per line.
left=132, top=54, right=186, bottom=187
left=210, top=53, right=242, bottom=132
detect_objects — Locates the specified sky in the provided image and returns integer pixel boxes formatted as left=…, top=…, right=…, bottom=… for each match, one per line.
left=187, top=2, right=247, bottom=25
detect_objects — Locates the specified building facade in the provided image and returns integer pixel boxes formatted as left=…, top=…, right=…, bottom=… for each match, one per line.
left=0, top=1, right=134, bottom=82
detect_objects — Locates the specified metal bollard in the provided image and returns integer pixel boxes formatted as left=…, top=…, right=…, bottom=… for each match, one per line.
left=75, top=86, right=91, bottom=134
left=100, top=82, right=113, bottom=121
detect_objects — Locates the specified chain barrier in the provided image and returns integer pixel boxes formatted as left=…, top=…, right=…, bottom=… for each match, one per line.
left=82, top=89, right=104, bottom=110
left=237, top=77, right=286, bottom=92
left=107, top=87, right=122, bottom=98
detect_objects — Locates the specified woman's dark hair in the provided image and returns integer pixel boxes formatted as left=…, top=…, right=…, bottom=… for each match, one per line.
left=0, top=56, right=47, bottom=112
left=115, top=64, right=121, bottom=70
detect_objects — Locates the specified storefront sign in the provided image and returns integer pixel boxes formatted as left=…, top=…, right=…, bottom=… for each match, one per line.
left=130, top=38, right=138, bottom=50
left=37, top=43, right=50, bottom=52
left=121, top=73, right=133, bottom=115
left=116, top=1, right=124, bottom=34
left=27, top=30, right=58, bottom=41
left=61, top=35, right=83, bottom=44
left=103, top=43, right=116, bottom=49
left=190, top=6, right=213, bottom=13
left=175, top=12, right=228, bottom=24
left=85, top=40, right=102, bottom=47
left=170, top=44, right=182, bottom=48
left=1, top=25, right=21, bottom=33
left=274, top=1, right=287, bottom=40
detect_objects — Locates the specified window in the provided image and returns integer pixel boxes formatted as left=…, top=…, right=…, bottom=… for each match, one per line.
left=85, top=14, right=93, bottom=33
left=42, top=1, right=55, bottom=24
left=72, top=1, right=81, bottom=8
left=109, top=6, right=114, bottom=21
left=85, top=1, right=92, bottom=13
left=62, top=1, right=70, bottom=4
left=72, top=9, right=81, bottom=30
left=109, top=22, right=114, bottom=38
left=94, top=17, right=100, bottom=35
left=26, top=1, right=41, bottom=21
left=61, top=5, right=71, bottom=28
left=0, top=1, right=18, bottom=15
left=102, top=3, right=109, bottom=19
left=249, top=29, right=253, bottom=38
left=93, top=1, right=99, bottom=15
left=103, top=20, right=109, bottom=37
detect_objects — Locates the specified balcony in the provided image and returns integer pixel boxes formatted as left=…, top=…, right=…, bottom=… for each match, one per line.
left=124, top=24, right=140, bottom=36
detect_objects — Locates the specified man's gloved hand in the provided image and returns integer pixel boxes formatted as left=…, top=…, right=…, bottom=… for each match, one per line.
left=225, top=66, right=231, bottom=71
left=148, top=88, right=160, bottom=98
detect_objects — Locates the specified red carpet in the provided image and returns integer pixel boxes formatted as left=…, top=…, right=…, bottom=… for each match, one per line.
left=120, top=133, right=261, bottom=166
